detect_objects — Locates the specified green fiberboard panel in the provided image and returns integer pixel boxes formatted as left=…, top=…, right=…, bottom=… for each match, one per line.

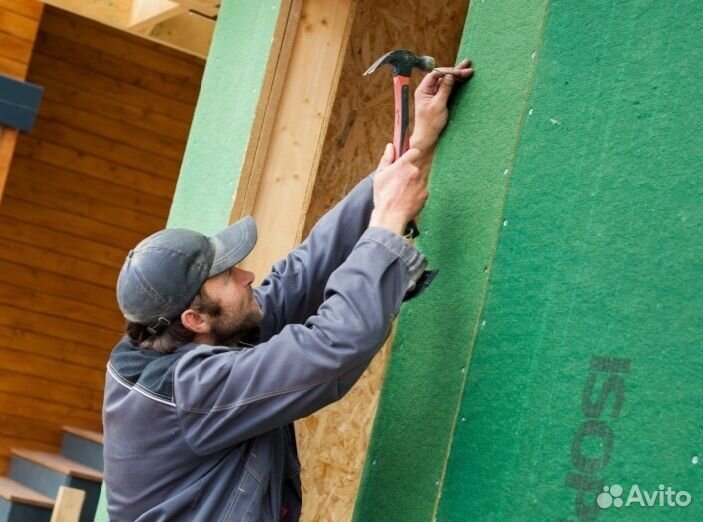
left=167, top=0, right=284, bottom=235
left=356, top=0, right=702, bottom=521
left=353, top=0, right=551, bottom=520
left=437, top=1, right=703, bottom=522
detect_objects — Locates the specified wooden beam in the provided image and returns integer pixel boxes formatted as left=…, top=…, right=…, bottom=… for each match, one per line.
left=37, top=1, right=213, bottom=58
left=128, top=0, right=186, bottom=32
left=229, top=0, right=302, bottom=221
left=141, top=11, right=215, bottom=59
left=40, top=0, right=132, bottom=26
left=236, top=0, right=357, bottom=278
left=171, top=0, right=219, bottom=18
left=167, top=0, right=301, bottom=233
left=50, top=486, right=85, bottom=522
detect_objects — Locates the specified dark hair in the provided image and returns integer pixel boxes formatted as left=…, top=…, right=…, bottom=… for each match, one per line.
left=126, top=291, right=222, bottom=354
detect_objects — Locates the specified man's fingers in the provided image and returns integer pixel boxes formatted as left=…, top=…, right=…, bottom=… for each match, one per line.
left=434, top=66, right=474, bottom=80
left=377, top=143, right=394, bottom=170
left=400, top=147, right=422, bottom=165
left=435, top=73, right=456, bottom=104
left=417, top=69, right=442, bottom=95
left=417, top=60, right=473, bottom=97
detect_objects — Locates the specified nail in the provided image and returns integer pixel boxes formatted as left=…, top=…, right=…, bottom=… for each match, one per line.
left=433, top=68, right=466, bottom=82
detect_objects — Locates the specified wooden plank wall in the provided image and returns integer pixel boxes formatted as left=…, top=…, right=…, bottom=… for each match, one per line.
left=0, top=6, right=203, bottom=474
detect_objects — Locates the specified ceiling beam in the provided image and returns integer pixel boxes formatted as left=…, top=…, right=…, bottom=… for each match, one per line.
left=128, top=0, right=187, bottom=32
left=142, top=11, right=215, bottom=59
left=171, top=0, right=220, bottom=18
left=37, top=0, right=216, bottom=58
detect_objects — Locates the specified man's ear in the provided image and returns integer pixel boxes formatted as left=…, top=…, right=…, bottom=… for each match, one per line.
left=181, top=308, right=210, bottom=334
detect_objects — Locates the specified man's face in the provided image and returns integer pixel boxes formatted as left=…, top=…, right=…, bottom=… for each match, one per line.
left=199, top=266, right=263, bottom=345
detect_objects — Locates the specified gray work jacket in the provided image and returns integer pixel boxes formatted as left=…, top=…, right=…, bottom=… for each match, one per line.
left=103, top=175, right=427, bottom=521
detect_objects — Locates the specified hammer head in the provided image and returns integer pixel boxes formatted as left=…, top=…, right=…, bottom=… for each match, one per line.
left=364, top=49, right=436, bottom=77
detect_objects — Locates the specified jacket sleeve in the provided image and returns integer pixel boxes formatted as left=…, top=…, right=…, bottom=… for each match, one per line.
left=254, top=174, right=375, bottom=340
left=173, top=227, right=426, bottom=455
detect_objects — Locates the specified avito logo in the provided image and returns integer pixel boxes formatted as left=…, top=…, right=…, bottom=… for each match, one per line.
left=597, top=483, right=692, bottom=509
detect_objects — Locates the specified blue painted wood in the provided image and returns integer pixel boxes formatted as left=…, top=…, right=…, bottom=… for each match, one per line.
left=61, top=434, right=103, bottom=472
left=9, top=458, right=100, bottom=522
left=9, top=458, right=64, bottom=502
left=0, top=75, right=43, bottom=132
left=0, top=497, right=51, bottom=522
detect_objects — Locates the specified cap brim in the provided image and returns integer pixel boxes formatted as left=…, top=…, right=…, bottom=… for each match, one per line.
left=208, top=215, right=257, bottom=277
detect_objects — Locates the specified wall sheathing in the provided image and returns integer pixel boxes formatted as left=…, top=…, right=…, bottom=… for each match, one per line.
left=355, top=1, right=703, bottom=521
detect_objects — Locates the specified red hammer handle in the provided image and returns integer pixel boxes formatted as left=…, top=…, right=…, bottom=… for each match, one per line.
left=392, top=75, right=411, bottom=160
left=392, top=75, right=419, bottom=238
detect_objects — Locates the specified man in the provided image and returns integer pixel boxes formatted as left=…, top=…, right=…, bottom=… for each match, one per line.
left=103, top=60, right=473, bottom=521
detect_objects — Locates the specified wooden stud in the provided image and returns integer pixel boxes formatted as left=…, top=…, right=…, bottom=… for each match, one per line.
left=229, top=0, right=303, bottom=222
left=50, top=486, right=85, bottom=522
left=128, top=0, right=185, bottom=32
left=237, top=0, right=357, bottom=279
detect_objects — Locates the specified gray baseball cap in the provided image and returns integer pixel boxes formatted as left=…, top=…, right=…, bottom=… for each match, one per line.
left=116, top=216, right=257, bottom=333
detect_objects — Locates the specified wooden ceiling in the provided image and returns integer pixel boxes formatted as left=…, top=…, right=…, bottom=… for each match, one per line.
left=38, top=0, right=219, bottom=58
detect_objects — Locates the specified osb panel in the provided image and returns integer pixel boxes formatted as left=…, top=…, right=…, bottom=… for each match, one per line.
left=296, top=1, right=469, bottom=520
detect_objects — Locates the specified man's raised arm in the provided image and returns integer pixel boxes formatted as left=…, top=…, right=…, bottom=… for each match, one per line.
left=254, top=60, right=473, bottom=337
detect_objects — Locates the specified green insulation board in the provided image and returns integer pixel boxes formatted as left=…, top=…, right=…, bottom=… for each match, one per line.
left=353, top=0, right=551, bottom=519
left=167, top=0, right=284, bottom=235
left=355, top=0, right=703, bottom=521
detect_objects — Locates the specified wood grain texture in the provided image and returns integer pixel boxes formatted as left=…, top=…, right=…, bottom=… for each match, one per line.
left=0, top=0, right=43, bottom=20
left=0, top=6, right=203, bottom=475
left=50, top=486, right=84, bottom=522
left=229, top=0, right=302, bottom=222
left=295, top=1, right=468, bottom=520
left=237, top=0, right=356, bottom=278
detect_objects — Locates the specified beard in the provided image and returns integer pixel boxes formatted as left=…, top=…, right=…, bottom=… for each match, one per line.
left=210, top=306, right=263, bottom=347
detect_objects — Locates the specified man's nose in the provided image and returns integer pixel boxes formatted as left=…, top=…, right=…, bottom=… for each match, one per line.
left=234, top=267, right=255, bottom=286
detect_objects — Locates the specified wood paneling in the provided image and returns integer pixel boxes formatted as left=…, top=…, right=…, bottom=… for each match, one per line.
left=0, top=5, right=204, bottom=474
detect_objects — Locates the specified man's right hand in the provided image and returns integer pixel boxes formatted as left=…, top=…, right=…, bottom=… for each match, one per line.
left=369, top=144, right=429, bottom=236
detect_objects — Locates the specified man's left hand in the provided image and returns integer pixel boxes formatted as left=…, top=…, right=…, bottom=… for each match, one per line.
left=410, top=58, right=474, bottom=157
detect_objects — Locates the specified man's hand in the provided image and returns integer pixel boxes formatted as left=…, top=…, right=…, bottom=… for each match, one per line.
left=410, top=59, right=474, bottom=157
left=369, top=145, right=428, bottom=236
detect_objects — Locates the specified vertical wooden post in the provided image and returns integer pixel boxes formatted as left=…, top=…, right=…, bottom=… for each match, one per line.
left=167, top=0, right=301, bottom=234
left=236, top=0, right=357, bottom=277
left=50, top=486, right=85, bottom=522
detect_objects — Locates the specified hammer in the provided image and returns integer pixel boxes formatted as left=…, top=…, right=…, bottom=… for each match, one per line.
left=364, top=49, right=436, bottom=238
